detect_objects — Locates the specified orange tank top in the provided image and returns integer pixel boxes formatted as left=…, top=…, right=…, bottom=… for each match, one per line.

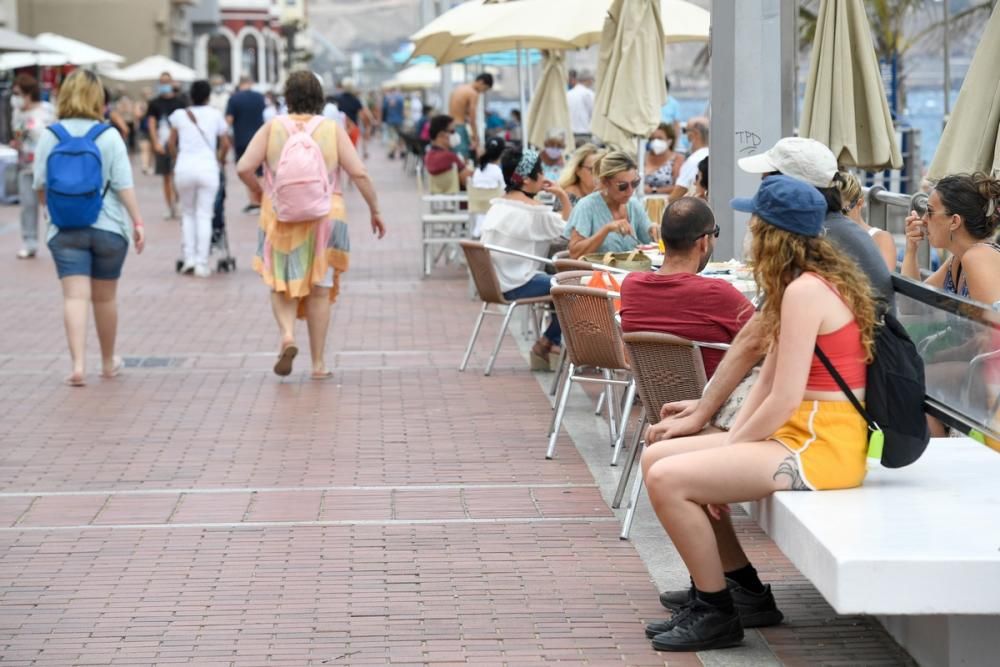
left=805, top=274, right=867, bottom=391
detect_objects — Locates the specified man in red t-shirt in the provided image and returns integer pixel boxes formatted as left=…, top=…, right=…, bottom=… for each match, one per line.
left=619, top=197, right=752, bottom=379
left=423, top=114, right=471, bottom=187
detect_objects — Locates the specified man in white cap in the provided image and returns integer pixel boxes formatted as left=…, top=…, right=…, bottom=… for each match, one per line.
left=643, top=137, right=895, bottom=627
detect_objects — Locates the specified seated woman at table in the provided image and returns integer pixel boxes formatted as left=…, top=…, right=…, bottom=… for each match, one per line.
left=640, top=176, right=877, bottom=652
left=837, top=170, right=896, bottom=271
left=565, top=151, right=655, bottom=258
left=480, top=146, right=573, bottom=370
left=901, top=172, right=1000, bottom=436
left=902, top=171, right=1000, bottom=305
left=558, top=143, right=603, bottom=206
left=539, top=129, right=567, bottom=181
left=644, top=122, right=685, bottom=195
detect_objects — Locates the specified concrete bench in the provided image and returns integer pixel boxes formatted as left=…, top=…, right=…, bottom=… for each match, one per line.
left=750, top=436, right=1000, bottom=667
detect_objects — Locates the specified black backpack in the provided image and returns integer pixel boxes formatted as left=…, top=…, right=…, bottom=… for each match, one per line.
left=815, top=312, right=930, bottom=468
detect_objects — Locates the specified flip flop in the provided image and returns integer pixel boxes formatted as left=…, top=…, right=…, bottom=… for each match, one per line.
left=311, top=370, right=334, bottom=381
left=101, top=356, right=123, bottom=379
left=65, top=373, right=86, bottom=387
left=274, top=343, right=298, bottom=377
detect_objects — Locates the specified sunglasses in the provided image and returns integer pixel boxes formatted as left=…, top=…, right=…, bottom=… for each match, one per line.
left=696, top=224, right=721, bottom=240
left=613, top=178, right=642, bottom=193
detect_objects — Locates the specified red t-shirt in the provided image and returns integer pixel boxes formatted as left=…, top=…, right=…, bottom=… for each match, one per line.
left=424, top=146, right=465, bottom=175
left=619, top=271, right=753, bottom=379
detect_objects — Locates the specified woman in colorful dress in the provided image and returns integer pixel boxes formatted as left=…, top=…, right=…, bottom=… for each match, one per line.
left=237, top=71, right=386, bottom=379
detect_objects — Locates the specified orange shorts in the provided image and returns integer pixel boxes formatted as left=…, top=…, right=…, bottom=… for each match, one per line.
left=770, top=400, right=868, bottom=490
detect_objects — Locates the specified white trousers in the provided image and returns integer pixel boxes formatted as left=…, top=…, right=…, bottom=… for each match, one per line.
left=174, top=165, right=219, bottom=268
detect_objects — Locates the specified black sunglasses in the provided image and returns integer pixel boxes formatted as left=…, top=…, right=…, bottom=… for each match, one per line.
left=614, top=178, right=642, bottom=193
left=696, top=224, right=721, bottom=240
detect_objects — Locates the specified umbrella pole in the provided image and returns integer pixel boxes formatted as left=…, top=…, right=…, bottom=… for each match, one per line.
left=517, top=43, right=527, bottom=145
left=636, top=137, right=646, bottom=203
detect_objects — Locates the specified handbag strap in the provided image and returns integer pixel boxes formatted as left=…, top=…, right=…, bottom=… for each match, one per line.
left=185, top=108, right=214, bottom=152
left=813, top=343, right=878, bottom=431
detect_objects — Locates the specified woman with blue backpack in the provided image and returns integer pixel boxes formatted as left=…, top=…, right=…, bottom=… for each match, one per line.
left=236, top=70, right=386, bottom=379
left=32, top=69, right=146, bottom=387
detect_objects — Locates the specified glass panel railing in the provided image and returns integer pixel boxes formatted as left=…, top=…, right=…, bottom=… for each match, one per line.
left=892, top=276, right=1000, bottom=448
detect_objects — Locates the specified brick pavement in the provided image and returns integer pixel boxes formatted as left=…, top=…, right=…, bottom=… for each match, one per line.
left=0, top=148, right=912, bottom=666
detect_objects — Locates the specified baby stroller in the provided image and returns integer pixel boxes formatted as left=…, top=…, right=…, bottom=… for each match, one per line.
left=174, top=168, right=237, bottom=274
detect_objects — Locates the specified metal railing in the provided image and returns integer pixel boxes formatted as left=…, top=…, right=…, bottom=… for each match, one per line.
left=865, top=184, right=933, bottom=272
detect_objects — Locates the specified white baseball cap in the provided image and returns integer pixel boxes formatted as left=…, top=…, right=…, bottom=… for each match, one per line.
left=737, top=137, right=838, bottom=188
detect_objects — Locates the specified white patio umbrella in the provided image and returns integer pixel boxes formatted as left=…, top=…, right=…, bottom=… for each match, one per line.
left=526, top=50, right=575, bottom=153
left=0, top=51, right=68, bottom=70
left=103, top=55, right=197, bottom=83
left=799, top=0, right=902, bottom=169
left=461, top=0, right=709, bottom=52
left=928, top=4, right=1000, bottom=178
left=35, top=33, right=125, bottom=66
left=382, top=62, right=468, bottom=91
left=590, top=0, right=666, bottom=154
left=0, top=28, right=56, bottom=54
left=410, top=0, right=519, bottom=65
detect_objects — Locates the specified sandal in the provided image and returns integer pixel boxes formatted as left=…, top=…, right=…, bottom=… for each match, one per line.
left=65, top=373, right=86, bottom=387
left=311, top=370, right=334, bottom=381
left=274, top=342, right=298, bottom=377
left=530, top=342, right=553, bottom=372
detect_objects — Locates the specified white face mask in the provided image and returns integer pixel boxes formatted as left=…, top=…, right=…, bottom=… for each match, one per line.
left=649, top=139, right=669, bottom=155
left=448, top=131, right=462, bottom=148
left=10, top=94, right=23, bottom=111
left=544, top=147, right=562, bottom=160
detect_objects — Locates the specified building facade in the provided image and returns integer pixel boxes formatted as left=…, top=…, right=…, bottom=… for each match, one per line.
left=16, top=0, right=198, bottom=68
left=197, top=0, right=292, bottom=88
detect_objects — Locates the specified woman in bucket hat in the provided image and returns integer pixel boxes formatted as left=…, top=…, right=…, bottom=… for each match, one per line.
left=639, top=175, right=878, bottom=652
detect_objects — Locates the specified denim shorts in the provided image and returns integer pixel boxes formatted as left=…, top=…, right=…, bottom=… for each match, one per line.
left=48, top=228, right=129, bottom=280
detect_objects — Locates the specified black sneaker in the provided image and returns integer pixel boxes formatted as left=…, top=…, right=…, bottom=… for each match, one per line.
left=650, top=598, right=744, bottom=652
left=658, top=578, right=784, bottom=628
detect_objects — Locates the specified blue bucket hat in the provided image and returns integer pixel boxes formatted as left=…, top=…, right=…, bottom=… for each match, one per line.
left=730, top=174, right=827, bottom=237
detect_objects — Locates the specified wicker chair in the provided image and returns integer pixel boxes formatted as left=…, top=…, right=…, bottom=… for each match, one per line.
left=614, top=331, right=728, bottom=539
left=547, top=282, right=636, bottom=462
left=459, top=240, right=555, bottom=376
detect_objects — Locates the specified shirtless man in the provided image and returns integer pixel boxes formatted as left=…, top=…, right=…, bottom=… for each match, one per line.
left=448, top=73, right=493, bottom=159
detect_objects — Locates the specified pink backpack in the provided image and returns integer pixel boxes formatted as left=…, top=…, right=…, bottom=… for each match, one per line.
left=267, top=115, right=332, bottom=223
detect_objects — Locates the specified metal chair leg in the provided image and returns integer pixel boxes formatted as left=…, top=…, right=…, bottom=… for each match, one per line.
left=484, top=304, right=517, bottom=376
left=546, top=363, right=575, bottom=459
left=613, top=409, right=645, bottom=508
left=610, top=380, right=636, bottom=466
left=603, top=370, right=618, bottom=446
left=549, top=347, right=567, bottom=397
left=459, top=303, right=489, bottom=371
left=620, top=460, right=645, bottom=540
left=595, top=391, right=605, bottom=415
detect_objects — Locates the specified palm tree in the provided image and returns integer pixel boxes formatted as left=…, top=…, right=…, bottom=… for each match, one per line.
left=798, top=0, right=995, bottom=113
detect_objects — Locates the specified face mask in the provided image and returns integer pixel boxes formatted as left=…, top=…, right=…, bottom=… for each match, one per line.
left=158, top=84, right=173, bottom=95
left=649, top=139, right=669, bottom=155
left=544, top=147, right=562, bottom=160
left=449, top=131, right=462, bottom=148
left=10, top=94, right=23, bottom=111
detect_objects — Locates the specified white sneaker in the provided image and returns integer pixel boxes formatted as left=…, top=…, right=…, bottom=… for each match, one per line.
left=194, top=265, right=211, bottom=278
left=179, top=261, right=196, bottom=275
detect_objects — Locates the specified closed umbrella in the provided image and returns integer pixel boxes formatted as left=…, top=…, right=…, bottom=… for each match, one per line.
left=461, top=0, right=709, bottom=52
left=590, top=0, right=666, bottom=152
left=928, top=5, right=1000, bottom=179
left=103, top=55, right=197, bottom=83
left=799, top=0, right=902, bottom=170
left=526, top=50, right=576, bottom=153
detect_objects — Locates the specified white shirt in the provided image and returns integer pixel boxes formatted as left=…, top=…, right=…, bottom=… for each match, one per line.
left=566, top=84, right=595, bottom=134
left=676, top=147, right=709, bottom=189
left=480, top=198, right=565, bottom=292
left=471, top=163, right=504, bottom=189
left=168, top=105, right=228, bottom=170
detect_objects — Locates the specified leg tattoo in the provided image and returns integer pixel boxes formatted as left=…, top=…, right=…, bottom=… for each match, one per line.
left=773, top=455, right=810, bottom=491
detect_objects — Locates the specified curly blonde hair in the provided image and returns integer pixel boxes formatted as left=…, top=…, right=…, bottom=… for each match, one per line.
left=750, top=218, right=877, bottom=362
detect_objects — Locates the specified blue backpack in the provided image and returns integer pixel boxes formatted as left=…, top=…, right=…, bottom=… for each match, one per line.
left=46, top=122, right=112, bottom=229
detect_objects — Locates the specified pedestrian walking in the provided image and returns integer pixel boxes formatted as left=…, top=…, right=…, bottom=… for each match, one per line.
left=236, top=71, right=386, bottom=379
left=226, top=75, right=266, bottom=213
left=32, top=70, right=146, bottom=387
left=167, top=79, right=230, bottom=277
left=10, top=73, right=54, bottom=259
left=146, top=72, right=185, bottom=218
